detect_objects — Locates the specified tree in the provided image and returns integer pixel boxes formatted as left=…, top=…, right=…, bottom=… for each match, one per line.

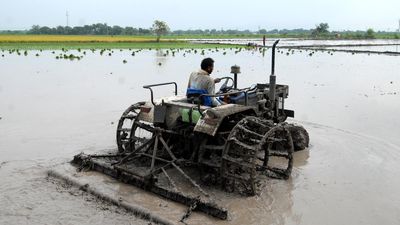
left=152, top=20, right=170, bottom=42
left=29, top=25, right=41, bottom=34
left=366, top=28, right=375, bottom=39
left=39, top=26, right=51, bottom=34
left=124, top=27, right=136, bottom=35
left=312, top=23, right=329, bottom=36
left=111, top=25, right=123, bottom=35
left=258, top=29, right=267, bottom=34
left=55, top=26, right=65, bottom=34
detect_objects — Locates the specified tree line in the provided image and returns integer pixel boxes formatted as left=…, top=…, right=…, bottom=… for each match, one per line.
left=0, top=22, right=398, bottom=39
left=27, top=23, right=152, bottom=35
left=14, top=24, right=312, bottom=35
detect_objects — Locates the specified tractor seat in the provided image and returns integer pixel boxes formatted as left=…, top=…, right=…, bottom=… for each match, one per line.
left=186, top=88, right=213, bottom=107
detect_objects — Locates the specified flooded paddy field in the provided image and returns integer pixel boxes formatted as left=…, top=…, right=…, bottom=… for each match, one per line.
left=309, top=45, right=400, bottom=52
left=192, top=38, right=400, bottom=48
left=1, top=40, right=400, bottom=224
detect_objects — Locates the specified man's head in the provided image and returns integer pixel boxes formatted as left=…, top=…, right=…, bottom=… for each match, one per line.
left=201, top=58, right=214, bottom=74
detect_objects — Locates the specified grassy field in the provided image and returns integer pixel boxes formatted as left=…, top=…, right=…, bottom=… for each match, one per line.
left=0, top=35, right=245, bottom=49
left=0, top=35, right=166, bottom=43
left=0, top=42, right=242, bottom=50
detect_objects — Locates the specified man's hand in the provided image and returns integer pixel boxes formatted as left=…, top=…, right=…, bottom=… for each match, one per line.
left=214, top=78, right=221, bottom=83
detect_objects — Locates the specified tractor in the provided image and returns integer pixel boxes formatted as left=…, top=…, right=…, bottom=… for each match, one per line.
left=73, top=40, right=309, bottom=219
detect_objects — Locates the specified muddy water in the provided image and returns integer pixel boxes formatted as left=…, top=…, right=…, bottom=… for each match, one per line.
left=1, top=44, right=400, bottom=224
left=310, top=45, right=400, bottom=52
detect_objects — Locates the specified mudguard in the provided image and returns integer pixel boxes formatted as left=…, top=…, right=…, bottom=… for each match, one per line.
left=194, top=104, right=256, bottom=136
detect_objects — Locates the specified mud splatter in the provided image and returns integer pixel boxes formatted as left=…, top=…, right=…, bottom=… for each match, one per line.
left=0, top=161, right=8, bottom=169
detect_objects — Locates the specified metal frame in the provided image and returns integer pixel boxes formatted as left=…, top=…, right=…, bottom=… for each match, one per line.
left=143, top=82, right=178, bottom=106
left=268, top=39, right=280, bottom=109
left=72, top=153, right=228, bottom=219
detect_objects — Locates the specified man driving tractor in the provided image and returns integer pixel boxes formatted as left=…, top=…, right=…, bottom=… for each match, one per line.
left=186, top=58, right=224, bottom=107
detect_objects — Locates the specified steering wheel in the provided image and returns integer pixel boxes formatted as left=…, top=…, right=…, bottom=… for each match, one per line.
left=217, top=77, right=235, bottom=94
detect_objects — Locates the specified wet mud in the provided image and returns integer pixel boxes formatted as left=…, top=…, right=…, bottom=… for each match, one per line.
left=0, top=160, right=151, bottom=225
left=0, top=161, right=8, bottom=169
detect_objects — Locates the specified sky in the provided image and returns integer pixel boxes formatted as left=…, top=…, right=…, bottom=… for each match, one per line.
left=1, top=0, right=400, bottom=31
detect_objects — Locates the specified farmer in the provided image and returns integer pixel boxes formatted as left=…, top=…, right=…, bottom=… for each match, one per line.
left=186, top=58, right=223, bottom=106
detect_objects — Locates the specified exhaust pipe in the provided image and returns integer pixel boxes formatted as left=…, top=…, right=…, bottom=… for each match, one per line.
left=269, top=39, right=280, bottom=109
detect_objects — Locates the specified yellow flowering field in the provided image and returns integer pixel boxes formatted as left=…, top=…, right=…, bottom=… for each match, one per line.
left=0, top=35, right=166, bottom=43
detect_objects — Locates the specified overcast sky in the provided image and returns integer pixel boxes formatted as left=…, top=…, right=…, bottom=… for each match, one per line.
left=1, top=0, right=400, bottom=31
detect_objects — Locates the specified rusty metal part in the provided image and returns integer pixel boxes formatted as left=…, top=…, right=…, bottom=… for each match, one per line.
left=161, top=167, right=178, bottom=192
left=71, top=153, right=228, bottom=220
left=180, top=196, right=201, bottom=223
left=258, top=124, right=294, bottom=179
left=116, top=102, right=146, bottom=153
left=194, top=104, right=256, bottom=136
left=220, top=116, right=293, bottom=195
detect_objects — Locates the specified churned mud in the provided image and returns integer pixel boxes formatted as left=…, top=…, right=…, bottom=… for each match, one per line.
left=0, top=161, right=8, bottom=169
left=0, top=160, right=152, bottom=225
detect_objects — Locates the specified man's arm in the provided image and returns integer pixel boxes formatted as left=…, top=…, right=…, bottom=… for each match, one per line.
left=207, top=79, right=222, bottom=106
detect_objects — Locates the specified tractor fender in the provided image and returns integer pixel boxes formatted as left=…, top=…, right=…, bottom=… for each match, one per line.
left=194, top=104, right=256, bottom=136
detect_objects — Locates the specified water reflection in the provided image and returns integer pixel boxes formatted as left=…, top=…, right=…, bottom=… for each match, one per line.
left=155, top=49, right=168, bottom=66
left=293, top=149, right=310, bottom=168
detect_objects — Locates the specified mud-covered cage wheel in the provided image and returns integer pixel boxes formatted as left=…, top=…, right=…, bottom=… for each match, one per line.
left=257, top=124, right=294, bottom=179
left=116, top=102, right=149, bottom=153
left=220, top=116, right=294, bottom=195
